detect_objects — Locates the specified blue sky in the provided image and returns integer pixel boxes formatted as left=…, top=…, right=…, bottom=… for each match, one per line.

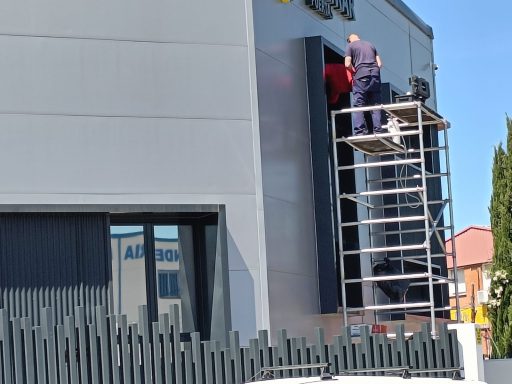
left=404, top=1, right=512, bottom=232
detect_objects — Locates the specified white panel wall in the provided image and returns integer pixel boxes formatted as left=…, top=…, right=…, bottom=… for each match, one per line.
left=0, top=0, right=269, bottom=342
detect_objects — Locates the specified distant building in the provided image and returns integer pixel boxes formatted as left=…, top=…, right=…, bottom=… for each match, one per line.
left=446, top=226, right=492, bottom=356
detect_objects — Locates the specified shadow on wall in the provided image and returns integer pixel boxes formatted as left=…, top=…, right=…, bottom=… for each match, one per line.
left=226, top=230, right=256, bottom=344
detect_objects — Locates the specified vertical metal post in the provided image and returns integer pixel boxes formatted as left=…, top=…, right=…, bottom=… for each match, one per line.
left=331, top=111, right=348, bottom=327
left=443, top=126, right=461, bottom=322
left=416, top=103, right=437, bottom=335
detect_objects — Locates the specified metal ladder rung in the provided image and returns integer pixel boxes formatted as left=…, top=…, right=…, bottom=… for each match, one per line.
left=368, top=173, right=448, bottom=183
left=341, top=215, right=427, bottom=226
left=372, top=226, right=451, bottom=236
left=345, top=272, right=430, bottom=284
left=376, top=306, right=452, bottom=316
left=409, top=280, right=453, bottom=287
left=336, top=129, right=422, bottom=143
left=346, top=302, right=433, bottom=312
left=340, top=187, right=423, bottom=198
left=338, top=158, right=421, bottom=170
left=342, top=243, right=426, bottom=255
left=370, top=200, right=448, bottom=210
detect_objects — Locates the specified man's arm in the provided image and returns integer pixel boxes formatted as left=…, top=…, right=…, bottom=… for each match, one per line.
left=376, top=55, right=382, bottom=68
left=345, top=56, right=353, bottom=71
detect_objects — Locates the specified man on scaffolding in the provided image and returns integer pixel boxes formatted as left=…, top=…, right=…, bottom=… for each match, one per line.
left=345, top=34, right=384, bottom=136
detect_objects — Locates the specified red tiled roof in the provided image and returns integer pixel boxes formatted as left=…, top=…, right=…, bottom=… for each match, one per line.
left=446, top=226, right=493, bottom=268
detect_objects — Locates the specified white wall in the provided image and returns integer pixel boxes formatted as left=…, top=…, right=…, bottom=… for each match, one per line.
left=0, top=0, right=269, bottom=341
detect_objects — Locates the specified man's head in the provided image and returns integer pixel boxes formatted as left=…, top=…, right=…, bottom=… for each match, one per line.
left=346, top=33, right=360, bottom=43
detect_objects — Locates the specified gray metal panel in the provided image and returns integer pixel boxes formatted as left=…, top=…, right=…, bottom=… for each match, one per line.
left=0, top=37, right=251, bottom=120
left=263, top=197, right=317, bottom=277
left=0, top=0, right=248, bottom=46
left=385, top=0, right=434, bottom=38
left=0, top=214, right=111, bottom=325
left=0, top=116, right=256, bottom=195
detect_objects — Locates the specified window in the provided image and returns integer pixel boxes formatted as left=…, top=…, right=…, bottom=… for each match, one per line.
left=449, top=269, right=466, bottom=296
left=158, top=270, right=180, bottom=298
left=108, top=211, right=230, bottom=340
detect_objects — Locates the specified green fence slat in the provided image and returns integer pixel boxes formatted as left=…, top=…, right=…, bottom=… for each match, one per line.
left=21, top=318, right=35, bottom=384
left=380, top=334, right=391, bottom=369
left=88, top=324, right=100, bottom=384
left=108, top=315, right=121, bottom=384
left=190, top=332, right=203, bottom=384
left=327, top=344, right=335, bottom=377
left=222, top=348, right=233, bottom=384
left=422, top=323, right=435, bottom=376
left=258, top=330, right=270, bottom=369
left=314, top=327, right=326, bottom=364
left=118, top=315, right=132, bottom=384
left=159, top=314, right=173, bottom=384
left=138, top=306, right=152, bottom=384
left=448, top=329, right=460, bottom=368
left=359, top=326, right=371, bottom=369
left=11, top=318, right=23, bottom=384
left=408, top=334, right=418, bottom=370
left=229, top=331, right=242, bottom=384
left=271, top=346, right=281, bottom=379
left=298, top=337, right=307, bottom=365
left=249, top=338, right=260, bottom=379
left=203, top=342, right=214, bottom=384
left=152, top=322, right=163, bottom=384
left=438, top=323, right=451, bottom=372
left=169, top=305, right=183, bottom=384
left=129, top=323, right=142, bottom=384
left=395, top=324, right=407, bottom=367
left=290, top=338, right=300, bottom=377
left=354, top=343, right=364, bottom=371
left=183, top=349, right=194, bottom=384
left=75, top=307, right=89, bottom=384
left=333, top=335, right=342, bottom=373
left=277, top=329, right=290, bottom=377
left=342, top=326, right=354, bottom=370
left=372, top=334, right=382, bottom=371
left=64, top=316, right=79, bottom=384
left=95, top=307, right=111, bottom=384
left=433, top=335, right=443, bottom=377
left=56, top=325, right=68, bottom=384
left=242, top=347, right=253, bottom=383
left=34, top=327, right=46, bottom=384
left=42, top=308, right=58, bottom=383
left=213, top=340, right=223, bottom=384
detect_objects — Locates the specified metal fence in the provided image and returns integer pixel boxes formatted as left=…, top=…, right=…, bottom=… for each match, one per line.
left=0, top=304, right=460, bottom=383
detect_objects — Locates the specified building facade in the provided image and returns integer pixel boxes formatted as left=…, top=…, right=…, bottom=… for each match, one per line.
left=0, top=0, right=445, bottom=343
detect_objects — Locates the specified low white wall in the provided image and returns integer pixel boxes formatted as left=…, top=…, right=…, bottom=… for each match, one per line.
left=484, top=359, right=512, bottom=384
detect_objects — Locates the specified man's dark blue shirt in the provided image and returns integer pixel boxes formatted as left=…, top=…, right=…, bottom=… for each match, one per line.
left=345, top=40, right=380, bottom=79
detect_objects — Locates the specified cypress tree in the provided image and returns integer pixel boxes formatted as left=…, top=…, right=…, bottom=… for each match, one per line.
left=488, top=117, right=512, bottom=358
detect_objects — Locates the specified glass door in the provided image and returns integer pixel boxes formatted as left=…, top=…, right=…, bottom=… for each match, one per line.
left=154, top=225, right=197, bottom=333
left=110, top=225, right=146, bottom=323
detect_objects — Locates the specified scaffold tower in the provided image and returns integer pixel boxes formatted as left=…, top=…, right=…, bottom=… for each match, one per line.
left=330, top=101, right=460, bottom=335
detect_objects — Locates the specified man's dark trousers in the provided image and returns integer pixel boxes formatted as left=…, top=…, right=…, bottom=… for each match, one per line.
left=352, top=74, right=383, bottom=135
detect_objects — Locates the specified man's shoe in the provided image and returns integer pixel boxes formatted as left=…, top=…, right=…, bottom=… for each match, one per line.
left=373, top=128, right=388, bottom=134
left=353, top=130, right=369, bottom=136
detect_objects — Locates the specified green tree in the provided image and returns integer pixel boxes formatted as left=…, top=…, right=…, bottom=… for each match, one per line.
left=488, top=116, right=512, bottom=358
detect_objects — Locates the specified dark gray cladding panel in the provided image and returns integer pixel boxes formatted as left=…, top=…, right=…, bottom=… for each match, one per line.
left=0, top=213, right=111, bottom=325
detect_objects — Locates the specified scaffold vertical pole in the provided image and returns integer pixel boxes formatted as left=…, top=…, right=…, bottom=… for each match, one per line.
left=416, top=103, right=437, bottom=335
left=331, top=111, right=348, bottom=327
left=443, top=125, right=461, bottom=322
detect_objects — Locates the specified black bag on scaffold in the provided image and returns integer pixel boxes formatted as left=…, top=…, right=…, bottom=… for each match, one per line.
left=373, top=258, right=410, bottom=301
